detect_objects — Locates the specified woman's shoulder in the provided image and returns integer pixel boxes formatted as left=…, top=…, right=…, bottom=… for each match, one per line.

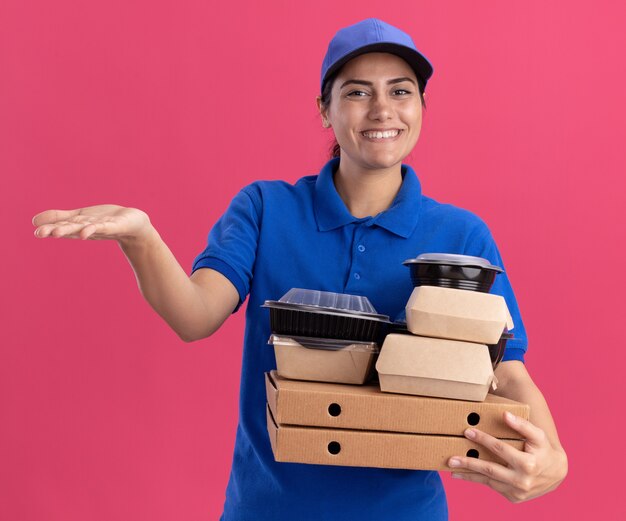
left=422, top=195, right=487, bottom=228
left=239, top=175, right=318, bottom=203
left=413, top=195, right=502, bottom=258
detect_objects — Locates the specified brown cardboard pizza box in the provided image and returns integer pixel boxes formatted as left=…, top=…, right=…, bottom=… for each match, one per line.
left=266, top=404, right=525, bottom=471
left=265, top=370, right=528, bottom=438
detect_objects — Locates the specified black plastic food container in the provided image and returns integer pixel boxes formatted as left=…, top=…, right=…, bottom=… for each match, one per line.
left=381, top=311, right=412, bottom=338
left=403, top=253, right=504, bottom=293
left=262, top=288, right=390, bottom=342
left=488, top=331, right=514, bottom=369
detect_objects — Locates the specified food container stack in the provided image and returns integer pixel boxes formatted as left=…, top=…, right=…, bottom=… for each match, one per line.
left=376, top=254, right=515, bottom=402
left=263, top=288, right=388, bottom=385
left=263, top=275, right=529, bottom=471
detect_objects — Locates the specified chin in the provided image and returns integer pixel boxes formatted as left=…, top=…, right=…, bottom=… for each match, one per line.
left=360, top=154, right=406, bottom=171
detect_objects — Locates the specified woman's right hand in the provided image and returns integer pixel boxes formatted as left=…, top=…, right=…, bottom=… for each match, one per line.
left=32, top=205, right=152, bottom=243
left=32, top=204, right=240, bottom=340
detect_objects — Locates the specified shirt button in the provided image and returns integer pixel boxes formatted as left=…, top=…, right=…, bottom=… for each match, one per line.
left=354, top=273, right=361, bottom=280
left=357, top=244, right=366, bottom=253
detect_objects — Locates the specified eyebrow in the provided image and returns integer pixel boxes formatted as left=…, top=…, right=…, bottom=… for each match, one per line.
left=339, top=77, right=417, bottom=89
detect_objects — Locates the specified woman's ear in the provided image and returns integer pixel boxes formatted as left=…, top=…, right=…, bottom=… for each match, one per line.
left=316, top=96, right=331, bottom=128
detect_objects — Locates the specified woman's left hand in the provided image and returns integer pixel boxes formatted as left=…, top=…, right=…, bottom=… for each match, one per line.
left=447, top=411, right=568, bottom=503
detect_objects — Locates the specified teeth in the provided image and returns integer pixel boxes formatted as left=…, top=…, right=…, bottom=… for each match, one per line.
left=363, top=130, right=400, bottom=139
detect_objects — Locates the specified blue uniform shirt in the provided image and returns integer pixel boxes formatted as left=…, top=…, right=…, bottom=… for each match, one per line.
left=192, top=157, right=528, bottom=520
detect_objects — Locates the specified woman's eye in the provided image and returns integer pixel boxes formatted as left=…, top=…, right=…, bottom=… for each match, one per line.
left=393, top=89, right=411, bottom=95
left=347, top=90, right=367, bottom=97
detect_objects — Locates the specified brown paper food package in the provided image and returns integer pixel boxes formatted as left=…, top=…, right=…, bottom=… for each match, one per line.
left=376, top=334, right=494, bottom=402
left=405, top=286, right=514, bottom=344
left=271, top=336, right=378, bottom=385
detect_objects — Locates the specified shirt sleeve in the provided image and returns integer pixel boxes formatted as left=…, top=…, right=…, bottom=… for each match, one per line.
left=464, top=223, right=528, bottom=363
left=191, top=185, right=262, bottom=313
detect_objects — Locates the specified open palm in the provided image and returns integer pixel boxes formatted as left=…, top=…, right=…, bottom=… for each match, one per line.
left=32, top=205, right=150, bottom=241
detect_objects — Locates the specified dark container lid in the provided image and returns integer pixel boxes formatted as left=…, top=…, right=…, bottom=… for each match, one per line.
left=403, top=253, right=503, bottom=273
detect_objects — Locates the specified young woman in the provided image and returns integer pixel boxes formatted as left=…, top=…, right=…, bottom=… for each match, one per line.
left=32, top=18, right=567, bottom=521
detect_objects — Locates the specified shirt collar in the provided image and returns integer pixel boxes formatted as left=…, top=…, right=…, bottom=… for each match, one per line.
left=314, top=157, right=423, bottom=238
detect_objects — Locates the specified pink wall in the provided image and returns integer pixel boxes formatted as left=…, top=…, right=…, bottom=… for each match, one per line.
left=2, top=1, right=623, bottom=519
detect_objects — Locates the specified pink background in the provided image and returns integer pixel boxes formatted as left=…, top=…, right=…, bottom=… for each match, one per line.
left=2, top=0, right=624, bottom=519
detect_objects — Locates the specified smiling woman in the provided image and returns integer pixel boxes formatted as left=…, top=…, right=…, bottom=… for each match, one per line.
left=319, top=50, right=426, bottom=161
left=320, top=53, right=423, bottom=168
left=317, top=53, right=424, bottom=217
left=32, top=17, right=567, bottom=521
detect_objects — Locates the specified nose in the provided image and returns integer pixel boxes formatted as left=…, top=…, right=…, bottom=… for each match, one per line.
left=368, top=93, right=393, bottom=121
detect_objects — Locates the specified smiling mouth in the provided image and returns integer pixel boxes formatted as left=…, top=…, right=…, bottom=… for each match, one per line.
left=361, top=129, right=402, bottom=139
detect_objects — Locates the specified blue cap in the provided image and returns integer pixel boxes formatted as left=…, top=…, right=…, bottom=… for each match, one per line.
left=321, top=18, right=434, bottom=93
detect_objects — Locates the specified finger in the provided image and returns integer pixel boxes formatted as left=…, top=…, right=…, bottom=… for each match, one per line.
left=32, top=209, right=82, bottom=226
left=35, top=219, right=113, bottom=240
left=48, top=221, right=92, bottom=238
left=452, top=472, right=515, bottom=498
left=79, top=222, right=102, bottom=240
left=34, top=223, right=68, bottom=238
left=78, top=220, right=118, bottom=240
left=448, top=455, right=516, bottom=484
left=451, top=471, right=491, bottom=485
left=463, top=427, right=527, bottom=468
left=504, top=412, right=549, bottom=449
left=36, top=220, right=92, bottom=239
left=34, top=225, right=84, bottom=239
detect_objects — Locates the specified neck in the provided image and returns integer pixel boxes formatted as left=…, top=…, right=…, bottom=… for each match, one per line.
left=333, top=158, right=404, bottom=218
